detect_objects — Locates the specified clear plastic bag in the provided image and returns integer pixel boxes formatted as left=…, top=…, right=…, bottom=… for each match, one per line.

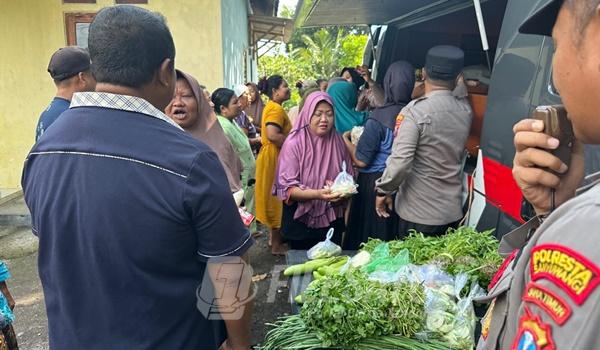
left=350, top=126, right=365, bottom=145
left=329, top=162, right=358, bottom=195
left=418, top=273, right=484, bottom=349
left=443, top=278, right=485, bottom=349
left=420, top=272, right=462, bottom=338
left=233, top=189, right=245, bottom=207
left=414, top=265, right=456, bottom=293
left=307, top=228, right=342, bottom=260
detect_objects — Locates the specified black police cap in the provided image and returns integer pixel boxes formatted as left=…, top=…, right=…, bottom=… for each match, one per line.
left=519, top=0, right=564, bottom=36
left=425, top=45, right=464, bottom=81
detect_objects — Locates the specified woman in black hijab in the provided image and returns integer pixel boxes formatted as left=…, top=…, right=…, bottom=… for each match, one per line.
left=342, top=61, right=415, bottom=249
left=340, top=67, right=366, bottom=91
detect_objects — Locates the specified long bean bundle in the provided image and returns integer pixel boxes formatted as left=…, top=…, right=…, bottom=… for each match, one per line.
left=259, top=315, right=452, bottom=350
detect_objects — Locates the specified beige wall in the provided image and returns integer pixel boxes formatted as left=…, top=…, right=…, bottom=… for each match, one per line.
left=0, top=0, right=224, bottom=189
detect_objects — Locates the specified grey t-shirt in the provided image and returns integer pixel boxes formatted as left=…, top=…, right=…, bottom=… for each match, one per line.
left=477, top=182, right=600, bottom=349
left=375, top=90, right=473, bottom=225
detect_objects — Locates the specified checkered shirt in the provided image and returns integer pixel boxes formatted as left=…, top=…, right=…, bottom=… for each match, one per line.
left=70, top=92, right=182, bottom=130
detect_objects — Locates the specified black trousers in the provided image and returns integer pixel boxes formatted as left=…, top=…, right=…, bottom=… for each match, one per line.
left=281, top=202, right=344, bottom=250
left=397, top=217, right=460, bottom=239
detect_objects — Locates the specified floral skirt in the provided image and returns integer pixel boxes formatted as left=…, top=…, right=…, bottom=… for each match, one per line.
left=0, top=325, right=18, bottom=350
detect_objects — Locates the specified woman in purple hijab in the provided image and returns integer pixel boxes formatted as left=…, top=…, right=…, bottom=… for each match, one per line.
left=273, top=91, right=353, bottom=249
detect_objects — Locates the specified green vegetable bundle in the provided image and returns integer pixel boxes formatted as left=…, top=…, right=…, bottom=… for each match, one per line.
left=260, top=315, right=452, bottom=350
left=284, top=256, right=345, bottom=276
left=300, top=271, right=426, bottom=348
left=360, top=226, right=502, bottom=288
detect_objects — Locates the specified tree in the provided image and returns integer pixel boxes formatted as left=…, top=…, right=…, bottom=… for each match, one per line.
left=258, top=5, right=368, bottom=108
left=291, top=29, right=341, bottom=78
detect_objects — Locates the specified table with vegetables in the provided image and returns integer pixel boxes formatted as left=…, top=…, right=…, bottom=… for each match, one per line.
left=260, top=227, right=503, bottom=350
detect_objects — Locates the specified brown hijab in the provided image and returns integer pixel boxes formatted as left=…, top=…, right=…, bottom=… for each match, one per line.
left=174, top=70, right=243, bottom=192
left=244, top=82, right=265, bottom=128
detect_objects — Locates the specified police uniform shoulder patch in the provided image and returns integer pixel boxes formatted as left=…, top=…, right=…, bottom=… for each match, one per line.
left=523, top=282, right=572, bottom=325
left=393, top=113, right=405, bottom=137
left=481, top=299, right=495, bottom=340
left=530, top=244, right=600, bottom=305
left=511, top=307, right=556, bottom=350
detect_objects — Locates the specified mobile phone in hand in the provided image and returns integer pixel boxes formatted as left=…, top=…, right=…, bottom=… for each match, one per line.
left=532, top=105, right=574, bottom=173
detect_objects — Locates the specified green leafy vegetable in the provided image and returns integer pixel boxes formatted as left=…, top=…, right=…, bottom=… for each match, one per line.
left=360, top=227, right=502, bottom=288
left=300, top=271, right=426, bottom=348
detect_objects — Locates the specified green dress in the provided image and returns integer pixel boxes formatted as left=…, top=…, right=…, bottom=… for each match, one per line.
left=217, top=115, right=257, bottom=232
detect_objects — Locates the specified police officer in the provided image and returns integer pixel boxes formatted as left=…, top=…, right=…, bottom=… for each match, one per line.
left=477, top=0, right=600, bottom=349
left=374, top=45, right=473, bottom=237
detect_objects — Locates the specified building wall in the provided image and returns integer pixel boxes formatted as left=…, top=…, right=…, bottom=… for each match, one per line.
left=0, top=0, right=224, bottom=189
left=220, top=0, right=252, bottom=88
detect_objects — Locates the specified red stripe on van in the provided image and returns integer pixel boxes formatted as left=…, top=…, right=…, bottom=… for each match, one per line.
left=482, top=157, right=525, bottom=224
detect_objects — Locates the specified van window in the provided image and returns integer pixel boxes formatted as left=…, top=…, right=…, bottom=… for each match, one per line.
left=548, top=69, right=560, bottom=97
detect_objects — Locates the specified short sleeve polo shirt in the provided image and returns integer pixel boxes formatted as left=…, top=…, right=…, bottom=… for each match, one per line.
left=22, top=92, right=253, bottom=349
left=35, top=97, right=71, bottom=141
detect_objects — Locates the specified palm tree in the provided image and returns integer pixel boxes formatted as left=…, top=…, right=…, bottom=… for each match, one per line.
left=291, top=28, right=345, bottom=79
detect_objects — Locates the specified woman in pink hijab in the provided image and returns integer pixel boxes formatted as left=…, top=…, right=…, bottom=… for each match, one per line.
left=273, top=91, right=353, bottom=249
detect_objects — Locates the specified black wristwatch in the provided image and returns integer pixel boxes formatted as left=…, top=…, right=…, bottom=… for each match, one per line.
left=376, top=192, right=388, bottom=197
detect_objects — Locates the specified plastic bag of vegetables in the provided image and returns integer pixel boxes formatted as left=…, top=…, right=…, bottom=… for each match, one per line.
left=361, top=242, right=389, bottom=272
left=413, top=264, right=456, bottom=294
left=362, top=244, right=411, bottom=283
left=443, top=279, right=485, bottom=349
left=329, top=161, right=358, bottom=196
left=419, top=273, right=485, bottom=349
left=350, top=126, right=364, bottom=145
left=419, top=272, right=459, bottom=339
left=365, top=249, right=411, bottom=283
left=307, top=228, right=342, bottom=260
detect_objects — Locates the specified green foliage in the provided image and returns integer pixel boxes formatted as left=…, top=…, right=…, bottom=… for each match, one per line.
left=257, top=54, right=307, bottom=108
left=360, top=227, right=503, bottom=289
left=287, top=24, right=368, bottom=53
left=291, top=29, right=342, bottom=79
left=279, top=5, right=295, bottom=19
left=258, top=16, right=367, bottom=109
left=290, top=29, right=367, bottom=79
left=340, top=34, right=368, bottom=68
left=300, top=271, right=426, bottom=348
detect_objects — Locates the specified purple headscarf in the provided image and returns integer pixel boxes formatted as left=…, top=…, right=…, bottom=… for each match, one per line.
left=273, top=91, right=353, bottom=229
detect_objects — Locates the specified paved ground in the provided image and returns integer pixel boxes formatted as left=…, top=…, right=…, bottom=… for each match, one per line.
left=2, top=227, right=290, bottom=348
left=4, top=251, right=48, bottom=350
left=248, top=231, right=292, bottom=346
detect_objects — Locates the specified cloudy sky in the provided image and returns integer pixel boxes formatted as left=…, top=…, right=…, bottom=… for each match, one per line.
left=279, top=0, right=299, bottom=15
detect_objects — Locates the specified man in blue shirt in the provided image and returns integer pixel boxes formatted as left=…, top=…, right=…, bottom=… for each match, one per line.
left=22, top=5, right=254, bottom=350
left=35, top=46, right=96, bottom=141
